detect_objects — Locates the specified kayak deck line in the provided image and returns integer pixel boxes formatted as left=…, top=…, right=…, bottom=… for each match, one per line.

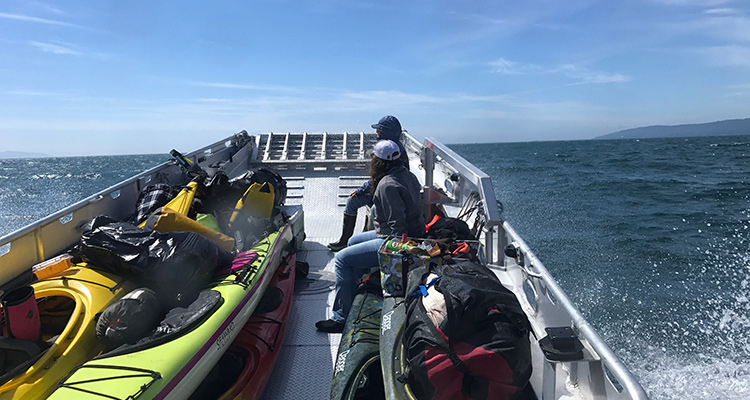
left=240, top=315, right=283, bottom=351
left=56, top=364, right=161, bottom=399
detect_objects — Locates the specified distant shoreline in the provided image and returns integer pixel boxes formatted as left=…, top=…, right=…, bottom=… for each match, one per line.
left=595, top=117, right=750, bottom=140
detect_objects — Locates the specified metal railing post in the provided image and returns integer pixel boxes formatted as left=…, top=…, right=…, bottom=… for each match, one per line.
left=422, top=143, right=436, bottom=223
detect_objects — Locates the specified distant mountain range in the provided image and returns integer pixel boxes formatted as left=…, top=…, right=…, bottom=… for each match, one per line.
left=0, top=151, right=51, bottom=159
left=595, top=118, right=750, bottom=140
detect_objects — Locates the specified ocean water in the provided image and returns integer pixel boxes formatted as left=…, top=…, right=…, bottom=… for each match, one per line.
left=0, top=154, right=167, bottom=236
left=1, top=136, right=748, bottom=399
left=452, top=135, right=750, bottom=399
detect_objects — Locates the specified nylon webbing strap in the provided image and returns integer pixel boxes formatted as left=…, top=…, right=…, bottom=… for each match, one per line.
left=410, top=275, right=440, bottom=298
left=415, top=291, right=469, bottom=374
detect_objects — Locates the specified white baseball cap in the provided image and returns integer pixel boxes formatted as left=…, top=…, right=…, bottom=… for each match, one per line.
left=372, top=140, right=401, bottom=161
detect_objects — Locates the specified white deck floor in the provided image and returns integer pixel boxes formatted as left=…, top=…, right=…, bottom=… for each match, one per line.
left=262, top=169, right=370, bottom=399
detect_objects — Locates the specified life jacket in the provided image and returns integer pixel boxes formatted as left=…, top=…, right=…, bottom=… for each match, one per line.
left=229, top=182, right=275, bottom=224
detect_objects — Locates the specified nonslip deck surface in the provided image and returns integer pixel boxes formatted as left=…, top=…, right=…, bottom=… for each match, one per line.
left=262, top=169, right=370, bottom=399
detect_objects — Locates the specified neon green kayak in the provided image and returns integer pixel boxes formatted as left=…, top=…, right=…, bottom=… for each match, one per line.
left=47, top=223, right=296, bottom=400
left=330, top=282, right=383, bottom=400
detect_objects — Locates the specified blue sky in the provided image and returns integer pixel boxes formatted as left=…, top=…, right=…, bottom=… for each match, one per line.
left=1, top=0, right=749, bottom=156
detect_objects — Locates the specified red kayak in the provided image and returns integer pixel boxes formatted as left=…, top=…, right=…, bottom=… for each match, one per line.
left=190, top=252, right=296, bottom=400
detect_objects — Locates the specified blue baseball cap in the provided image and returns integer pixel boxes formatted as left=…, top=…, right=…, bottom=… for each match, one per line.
left=371, top=116, right=402, bottom=140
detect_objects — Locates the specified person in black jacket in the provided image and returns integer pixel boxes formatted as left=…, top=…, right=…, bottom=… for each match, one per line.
left=327, top=116, right=411, bottom=251
left=316, top=140, right=424, bottom=333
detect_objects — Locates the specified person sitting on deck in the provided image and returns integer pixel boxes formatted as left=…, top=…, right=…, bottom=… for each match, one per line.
left=327, top=115, right=411, bottom=252
left=316, top=140, right=425, bottom=333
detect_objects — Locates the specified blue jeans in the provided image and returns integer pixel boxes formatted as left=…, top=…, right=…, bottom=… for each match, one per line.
left=344, top=192, right=374, bottom=216
left=331, top=230, right=383, bottom=324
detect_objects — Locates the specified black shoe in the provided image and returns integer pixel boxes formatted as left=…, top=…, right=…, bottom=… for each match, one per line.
left=316, top=319, right=345, bottom=333
left=327, top=241, right=347, bottom=252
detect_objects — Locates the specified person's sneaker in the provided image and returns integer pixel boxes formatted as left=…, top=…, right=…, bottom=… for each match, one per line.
left=315, top=319, right=345, bottom=333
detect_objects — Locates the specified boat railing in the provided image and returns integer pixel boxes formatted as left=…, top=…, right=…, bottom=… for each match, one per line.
left=410, top=134, right=506, bottom=264
left=0, top=132, right=252, bottom=287
left=503, top=223, right=649, bottom=399
left=409, top=135, right=648, bottom=400
left=250, top=132, right=378, bottom=170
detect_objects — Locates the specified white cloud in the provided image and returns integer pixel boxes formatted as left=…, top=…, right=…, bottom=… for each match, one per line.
left=704, top=8, right=740, bottom=15
left=29, top=41, right=81, bottom=55
left=0, top=86, right=610, bottom=133
left=0, top=12, right=80, bottom=28
left=697, top=45, right=750, bottom=67
left=691, top=15, right=750, bottom=43
left=650, top=0, right=730, bottom=6
left=724, top=83, right=750, bottom=97
left=0, top=89, right=60, bottom=96
left=27, top=1, right=66, bottom=16
left=489, top=58, right=630, bottom=84
left=489, top=58, right=542, bottom=74
left=188, top=81, right=294, bottom=92
left=554, top=64, right=632, bottom=84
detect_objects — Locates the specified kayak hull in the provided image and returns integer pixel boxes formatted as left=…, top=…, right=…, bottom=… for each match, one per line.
left=47, top=221, right=297, bottom=400
left=198, top=252, right=297, bottom=400
left=0, top=267, right=136, bottom=400
left=379, top=296, right=413, bottom=400
left=330, top=286, right=384, bottom=400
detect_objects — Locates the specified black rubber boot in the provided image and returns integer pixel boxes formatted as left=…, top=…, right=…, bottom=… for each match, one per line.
left=315, top=319, right=345, bottom=333
left=327, top=214, right=357, bottom=251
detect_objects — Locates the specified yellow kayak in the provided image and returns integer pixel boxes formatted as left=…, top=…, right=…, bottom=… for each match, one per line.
left=0, top=180, right=213, bottom=399
left=0, top=266, right=136, bottom=400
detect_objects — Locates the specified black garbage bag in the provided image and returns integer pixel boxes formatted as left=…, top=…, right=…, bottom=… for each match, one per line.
left=73, top=215, right=233, bottom=308
left=194, top=172, right=231, bottom=212
left=142, top=231, right=233, bottom=309
left=72, top=215, right=161, bottom=275
left=425, top=216, right=475, bottom=241
left=97, top=290, right=223, bottom=359
left=198, top=168, right=287, bottom=234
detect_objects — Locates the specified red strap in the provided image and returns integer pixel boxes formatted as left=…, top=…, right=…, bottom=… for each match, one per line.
left=425, top=214, right=441, bottom=232
left=452, top=242, right=470, bottom=255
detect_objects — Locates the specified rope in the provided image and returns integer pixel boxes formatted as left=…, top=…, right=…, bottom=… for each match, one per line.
left=56, top=364, right=161, bottom=400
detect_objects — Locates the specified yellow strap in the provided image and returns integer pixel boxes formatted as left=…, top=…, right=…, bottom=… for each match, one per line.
left=150, top=207, right=235, bottom=252
left=138, top=181, right=198, bottom=228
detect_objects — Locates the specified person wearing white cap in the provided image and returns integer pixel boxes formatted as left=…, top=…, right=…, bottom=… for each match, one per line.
left=316, top=139, right=425, bottom=333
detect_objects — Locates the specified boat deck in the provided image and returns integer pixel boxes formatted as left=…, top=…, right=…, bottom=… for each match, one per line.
left=0, top=131, right=649, bottom=399
left=263, top=169, right=370, bottom=399
left=242, top=131, right=648, bottom=399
